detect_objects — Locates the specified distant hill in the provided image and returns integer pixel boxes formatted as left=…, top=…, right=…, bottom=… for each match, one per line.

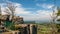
left=24, top=21, right=36, bottom=24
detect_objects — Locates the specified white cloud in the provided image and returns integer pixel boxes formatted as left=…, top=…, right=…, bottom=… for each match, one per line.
left=1, top=2, right=53, bottom=22
left=1, top=7, right=7, bottom=14
left=0, top=3, right=7, bottom=7
left=0, top=3, right=30, bottom=14
left=20, top=10, right=52, bottom=21
left=36, top=3, right=54, bottom=9
left=36, top=10, right=52, bottom=20
left=15, top=7, right=31, bottom=15
left=13, top=3, right=22, bottom=8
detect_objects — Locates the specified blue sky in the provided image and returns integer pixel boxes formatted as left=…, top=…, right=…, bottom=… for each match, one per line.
left=0, top=0, right=60, bottom=22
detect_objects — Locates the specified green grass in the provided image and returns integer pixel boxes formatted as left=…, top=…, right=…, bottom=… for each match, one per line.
left=37, top=24, right=53, bottom=34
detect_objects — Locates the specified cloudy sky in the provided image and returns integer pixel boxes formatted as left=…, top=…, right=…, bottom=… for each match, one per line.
left=0, top=0, right=60, bottom=22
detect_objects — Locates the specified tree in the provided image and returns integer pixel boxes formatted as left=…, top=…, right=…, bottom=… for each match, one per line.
left=57, top=7, right=60, bottom=16
left=49, top=7, right=60, bottom=34
left=56, top=7, right=60, bottom=21
left=56, top=7, right=60, bottom=33
left=8, top=3, right=16, bottom=22
left=4, top=3, right=16, bottom=22
left=3, top=3, right=17, bottom=30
